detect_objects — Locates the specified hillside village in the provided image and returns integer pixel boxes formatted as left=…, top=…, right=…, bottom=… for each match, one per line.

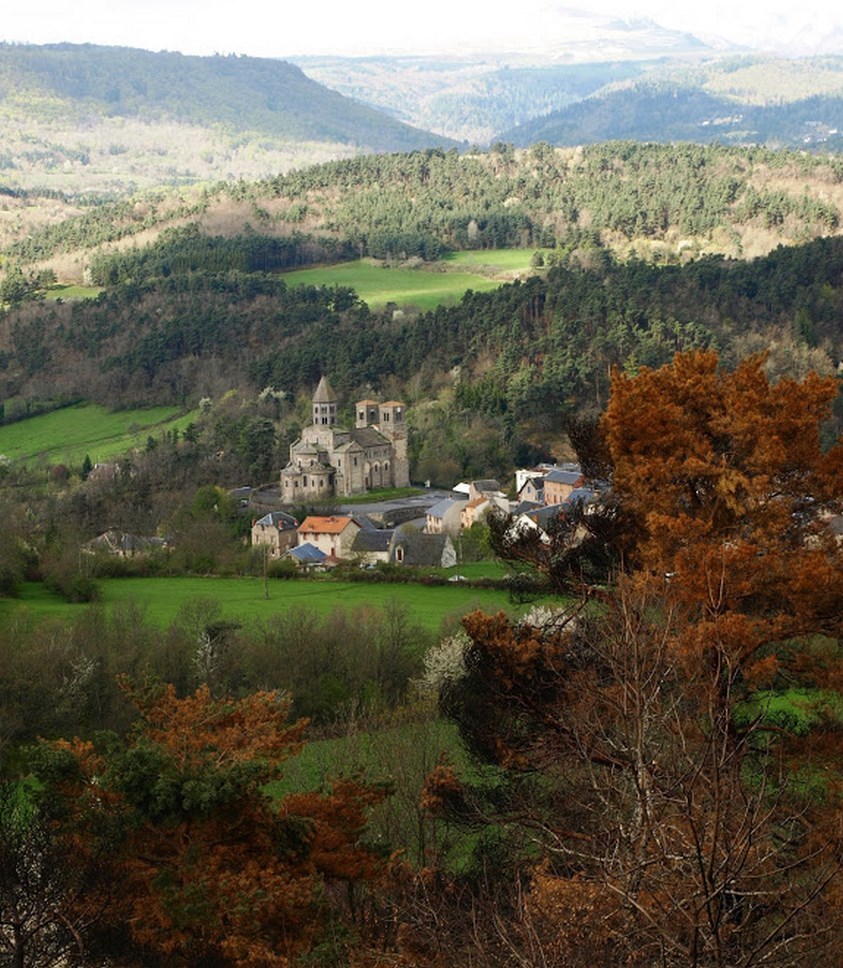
left=247, top=377, right=597, bottom=571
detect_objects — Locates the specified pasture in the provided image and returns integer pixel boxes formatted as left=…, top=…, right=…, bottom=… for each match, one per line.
left=281, top=252, right=535, bottom=310
left=0, top=576, right=521, bottom=634
left=0, top=403, right=198, bottom=466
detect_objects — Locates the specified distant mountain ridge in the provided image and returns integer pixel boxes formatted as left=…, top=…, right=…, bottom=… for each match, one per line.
left=0, top=43, right=455, bottom=197
left=0, top=43, right=456, bottom=150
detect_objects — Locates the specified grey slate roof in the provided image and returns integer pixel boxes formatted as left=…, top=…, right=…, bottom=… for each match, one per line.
left=565, top=487, right=598, bottom=509
left=545, top=468, right=584, bottom=486
left=426, top=496, right=468, bottom=519
left=350, top=427, right=391, bottom=448
left=351, top=529, right=394, bottom=553
left=472, top=479, right=502, bottom=493
left=313, top=376, right=336, bottom=403
left=392, top=533, right=451, bottom=566
left=254, top=511, right=298, bottom=530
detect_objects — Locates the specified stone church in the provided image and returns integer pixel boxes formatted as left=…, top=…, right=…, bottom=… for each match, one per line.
left=280, top=377, right=410, bottom=500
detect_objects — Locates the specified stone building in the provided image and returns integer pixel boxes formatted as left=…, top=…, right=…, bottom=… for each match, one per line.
left=281, top=377, right=410, bottom=501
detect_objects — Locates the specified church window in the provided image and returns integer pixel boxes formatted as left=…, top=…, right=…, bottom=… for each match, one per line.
left=395, top=546, right=404, bottom=563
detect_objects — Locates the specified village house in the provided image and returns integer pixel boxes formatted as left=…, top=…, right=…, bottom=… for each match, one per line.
left=250, top=511, right=298, bottom=558
left=515, top=476, right=544, bottom=505
left=296, top=515, right=363, bottom=559
left=391, top=532, right=456, bottom=568
left=280, top=377, right=409, bottom=501
left=350, top=528, right=394, bottom=565
left=284, top=543, right=329, bottom=569
left=425, top=495, right=469, bottom=535
left=542, top=465, right=585, bottom=506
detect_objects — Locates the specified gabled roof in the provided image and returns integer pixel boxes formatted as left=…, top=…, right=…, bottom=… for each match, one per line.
left=426, top=497, right=468, bottom=519
left=350, top=427, right=390, bottom=448
left=565, top=487, right=598, bottom=509
left=511, top=500, right=543, bottom=516
left=297, top=515, right=357, bottom=535
left=352, top=529, right=394, bottom=553
left=254, top=511, right=298, bottom=530
left=545, top=468, right=584, bottom=486
left=392, top=532, right=453, bottom=566
left=471, top=479, right=501, bottom=493
left=286, top=542, right=327, bottom=563
left=313, top=375, right=336, bottom=403
left=524, top=504, right=569, bottom=526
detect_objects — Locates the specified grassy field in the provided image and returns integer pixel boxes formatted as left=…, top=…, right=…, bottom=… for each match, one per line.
left=44, top=284, right=103, bottom=302
left=282, top=257, right=512, bottom=310
left=0, top=403, right=199, bottom=466
left=0, top=576, right=521, bottom=634
left=443, top=248, right=544, bottom=270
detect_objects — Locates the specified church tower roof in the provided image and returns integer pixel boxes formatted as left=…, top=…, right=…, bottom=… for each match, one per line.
left=313, top=376, right=336, bottom=404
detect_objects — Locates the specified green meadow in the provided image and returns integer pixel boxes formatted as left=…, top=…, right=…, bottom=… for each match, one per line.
left=443, top=248, right=545, bottom=270
left=0, top=576, right=519, bottom=634
left=0, top=403, right=198, bottom=466
left=281, top=251, right=536, bottom=310
left=44, top=284, right=103, bottom=302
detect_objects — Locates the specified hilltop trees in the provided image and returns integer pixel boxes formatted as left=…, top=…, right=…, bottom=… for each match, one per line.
left=423, top=351, right=843, bottom=966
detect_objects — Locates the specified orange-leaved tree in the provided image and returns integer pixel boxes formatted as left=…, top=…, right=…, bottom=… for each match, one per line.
left=33, top=681, right=389, bottom=967
left=420, top=351, right=843, bottom=967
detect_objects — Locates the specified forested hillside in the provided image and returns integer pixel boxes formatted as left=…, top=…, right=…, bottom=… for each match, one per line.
left=5, top=141, right=843, bottom=275
left=2, top=140, right=843, bottom=483
left=504, top=84, right=843, bottom=149
left=3, top=229, right=842, bottom=481
left=296, top=51, right=843, bottom=148
left=0, top=43, right=454, bottom=198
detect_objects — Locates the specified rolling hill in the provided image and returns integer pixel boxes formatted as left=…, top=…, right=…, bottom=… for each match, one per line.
left=0, top=43, right=456, bottom=196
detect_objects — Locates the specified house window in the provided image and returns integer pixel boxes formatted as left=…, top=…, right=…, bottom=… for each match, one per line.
left=384, top=412, right=390, bottom=421
left=303, top=476, right=308, bottom=487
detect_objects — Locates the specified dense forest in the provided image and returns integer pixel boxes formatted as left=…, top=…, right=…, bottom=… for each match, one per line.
left=2, top=227, right=843, bottom=487
left=5, top=141, right=843, bottom=272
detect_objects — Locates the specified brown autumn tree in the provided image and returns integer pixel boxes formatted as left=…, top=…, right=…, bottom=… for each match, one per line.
left=419, top=351, right=843, bottom=967
left=32, top=681, right=389, bottom=967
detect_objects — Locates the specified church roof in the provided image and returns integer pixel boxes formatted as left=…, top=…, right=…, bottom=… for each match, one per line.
left=313, top=376, right=336, bottom=403
left=350, top=427, right=390, bottom=448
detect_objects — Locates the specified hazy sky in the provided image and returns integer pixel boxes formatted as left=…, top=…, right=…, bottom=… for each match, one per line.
left=2, top=1, right=840, bottom=58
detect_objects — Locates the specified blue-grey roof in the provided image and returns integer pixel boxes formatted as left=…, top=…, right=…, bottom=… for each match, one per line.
left=286, top=543, right=327, bottom=563
left=255, top=511, right=298, bottom=530
left=545, top=468, right=584, bottom=486
left=511, top=500, right=542, bottom=517
left=426, top=497, right=468, bottom=519
left=392, top=533, right=452, bottom=566
left=352, top=529, right=394, bottom=553
left=526, top=504, right=569, bottom=526
left=564, top=487, right=597, bottom=508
